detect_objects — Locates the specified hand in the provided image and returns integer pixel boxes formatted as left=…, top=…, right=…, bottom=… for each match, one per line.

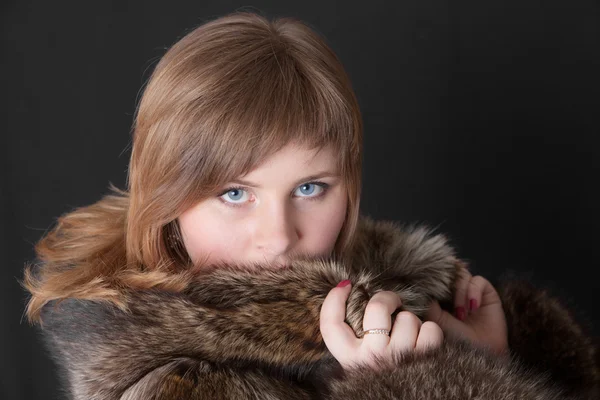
left=425, top=262, right=508, bottom=356
left=320, top=281, right=444, bottom=370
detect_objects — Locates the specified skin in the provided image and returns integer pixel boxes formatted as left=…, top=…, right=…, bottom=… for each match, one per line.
left=322, top=270, right=509, bottom=371
left=178, top=143, right=508, bottom=370
left=178, top=143, right=348, bottom=267
left=321, top=284, right=445, bottom=370
left=426, top=265, right=509, bottom=357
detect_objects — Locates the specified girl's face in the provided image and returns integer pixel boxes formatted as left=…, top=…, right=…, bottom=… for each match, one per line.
left=178, top=144, right=348, bottom=267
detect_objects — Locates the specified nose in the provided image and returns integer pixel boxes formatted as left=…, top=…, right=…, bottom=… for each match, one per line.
left=254, top=201, right=299, bottom=258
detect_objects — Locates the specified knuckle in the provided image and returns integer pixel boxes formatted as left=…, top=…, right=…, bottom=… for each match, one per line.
left=456, top=278, right=469, bottom=289
left=394, top=311, right=422, bottom=327
left=319, top=317, right=334, bottom=330
left=319, top=304, right=330, bottom=317
left=472, top=275, right=489, bottom=287
left=417, top=322, right=444, bottom=350
left=435, top=309, right=449, bottom=328
left=319, top=305, right=336, bottom=321
left=421, top=321, right=443, bottom=336
left=365, top=300, right=389, bottom=316
left=372, top=290, right=401, bottom=303
left=455, top=281, right=468, bottom=293
left=469, top=276, right=490, bottom=294
left=371, top=291, right=399, bottom=306
left=362, top=340, right=388, bottom=355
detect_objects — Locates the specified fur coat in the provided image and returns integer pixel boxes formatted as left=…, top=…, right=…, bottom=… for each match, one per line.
left=37, top=217, right=599, bottom=399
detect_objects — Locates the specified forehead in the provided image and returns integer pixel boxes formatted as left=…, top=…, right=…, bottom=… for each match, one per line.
left=239, top=144, right=337, bottom=182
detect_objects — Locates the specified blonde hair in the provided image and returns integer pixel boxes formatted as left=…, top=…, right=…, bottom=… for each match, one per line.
left=24, top=12, right=363, bottom=322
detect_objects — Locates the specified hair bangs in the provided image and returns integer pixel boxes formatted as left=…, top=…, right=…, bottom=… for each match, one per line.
left=183, top=45, right=356, bottom=200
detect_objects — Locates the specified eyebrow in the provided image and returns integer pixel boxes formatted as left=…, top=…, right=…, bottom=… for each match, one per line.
left=230, top=171, right=340, bottom=189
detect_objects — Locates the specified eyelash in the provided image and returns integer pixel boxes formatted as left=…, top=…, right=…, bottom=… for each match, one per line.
left=217, top=181, right=330, bottom=209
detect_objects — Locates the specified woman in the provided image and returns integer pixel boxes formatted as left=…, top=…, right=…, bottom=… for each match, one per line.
left=24, top=12, right=598, bottom=399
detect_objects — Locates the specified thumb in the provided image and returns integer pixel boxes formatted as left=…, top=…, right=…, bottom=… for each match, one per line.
left=425, top=300, right=472, bottom=342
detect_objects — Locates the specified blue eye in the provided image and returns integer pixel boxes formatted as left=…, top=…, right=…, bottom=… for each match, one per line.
left=218, top=182, right=329, bottom=208
left=220, top=188, right=248, bottom=203
left=294, top=183, right=326, bottom=198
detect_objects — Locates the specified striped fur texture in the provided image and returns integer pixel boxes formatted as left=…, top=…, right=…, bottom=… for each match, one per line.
left=37, top=216, right=599, bottom=399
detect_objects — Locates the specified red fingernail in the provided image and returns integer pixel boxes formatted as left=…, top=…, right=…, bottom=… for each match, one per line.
left=455, top=306, right=466, bottom=321
left=336, top=279, right=351, bottom=288
left=469, top=299, right=478, bottom=312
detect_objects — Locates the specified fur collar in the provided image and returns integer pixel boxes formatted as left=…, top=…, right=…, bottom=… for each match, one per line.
left=37, top=216, right=597, bottom=399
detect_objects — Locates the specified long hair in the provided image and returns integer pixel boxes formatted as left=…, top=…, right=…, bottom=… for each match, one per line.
left=24, top=12, right=363, bottom=322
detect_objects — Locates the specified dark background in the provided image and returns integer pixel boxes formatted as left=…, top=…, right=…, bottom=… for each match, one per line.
left=2, top=1, right=599, bottom=399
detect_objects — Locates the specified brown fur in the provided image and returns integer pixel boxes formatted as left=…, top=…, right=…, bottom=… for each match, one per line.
left=34, top=217, right=599, bottom=399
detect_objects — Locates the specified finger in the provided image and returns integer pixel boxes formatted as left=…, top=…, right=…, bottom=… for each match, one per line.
left=454, top=265, right=472, bottom=321
left=362, top=291, right=402, bottom=351
left=389, top=311, right=422, bottom=354
left=468, top=275, right=502, bottom=312
left=466, top=275, right=486, bottom=313
left=425, top=299, right=472, bottom=342
left=320, top=282, right=360, bottom=364
left=415, top=321, right=444, bottom=352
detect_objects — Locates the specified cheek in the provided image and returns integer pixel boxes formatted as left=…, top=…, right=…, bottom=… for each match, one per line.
left=178, top=204, right=246, bottom=265
left=298, top=188, right=348, bottom=255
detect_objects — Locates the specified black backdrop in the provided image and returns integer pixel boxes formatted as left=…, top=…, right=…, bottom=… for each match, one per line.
left=2, top=1, right=599, bottom=399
